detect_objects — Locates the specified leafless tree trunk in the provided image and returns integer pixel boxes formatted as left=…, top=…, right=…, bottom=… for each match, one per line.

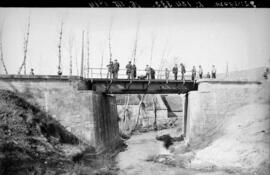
left=80, top=31, right=85, bottom=77
left=100, top=43, right=105, bottom=78
left=132, top=94, right=146, bottom=132
left=67, top=35, right=74, bottom=76
left=0, top=42, right=7, bottom=74
left=75, top=48, right=79, bottom=76
left=57, top=20, right=64, bottom=75
left=157, top=38, right=172, bottom=78
left=132, top=22, right=140, bottom=64
left=108, top=21, right=113, bottom=62
left=18, top=16, right=30, bottom=75
left=86, top=31, right=90, bottom=78
left=0, top=20, right=8, bottom=74
left=149, top=34, right=156, bottom=67
left=152, top=95, right=158, bottom=130
left=123, top=94, right=130, bottom=122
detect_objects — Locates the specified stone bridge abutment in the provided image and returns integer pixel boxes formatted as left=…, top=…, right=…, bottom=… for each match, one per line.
left=183, top=80, right=262, bottom=145
left=0, top=76, right=121, bottom=153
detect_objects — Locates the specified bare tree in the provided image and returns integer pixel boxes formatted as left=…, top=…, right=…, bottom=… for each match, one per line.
left=157, top=38, right=172, bottom=78
left=66, top=34, right=74, bottom=76
left=132, top=22, right=140, bottom=64
left=57, top=20, right=64, bottom=75
left=18, top=15, right=30, bottom=75
left=152, top=95, right=158, bottom=130
left=99, top=42, right=105, bottom=78
left=132, top=94, right=147, bottom=133
left=123, top=95, right=130, bottom=123
left=149, top=33, right=156, bottom=67
left=108, top=20, right=113, bottom=62
left=0, top=20, right=8, bottom=74
left=80, top=31, right=85, bottom=77
left=75, top=48, right=79, bottom=76
left=86, top=31, right=90, bottom=78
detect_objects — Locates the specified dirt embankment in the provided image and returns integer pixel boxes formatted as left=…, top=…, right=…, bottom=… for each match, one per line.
left=152, top=81, right=270, bottom=175
left=0, top=90, right=89, bottom=174
left=187, top=81, right=270, bottom=174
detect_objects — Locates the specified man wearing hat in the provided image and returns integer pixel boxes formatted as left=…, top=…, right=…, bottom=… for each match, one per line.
left=145, top=65, right=151, bottom=80
left=30, top=68, right=34, bottom=76
left=211, top=65, right=217, bottom=79
left=113, top=59, right=120, bottom=79
left=126, top=61, right=132, bottom=79
left=107, top=61, right=113, bottom=79
left=180, top=63, right=186, bottom=81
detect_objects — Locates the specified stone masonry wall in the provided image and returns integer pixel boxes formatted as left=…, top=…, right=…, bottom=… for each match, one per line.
left=0, top=79, right=120, bottom=153
left=186, top=81, right=262, bottom=146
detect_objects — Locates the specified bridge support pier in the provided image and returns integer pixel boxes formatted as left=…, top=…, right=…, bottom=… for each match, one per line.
left=182, top=93, right=188, bottom=138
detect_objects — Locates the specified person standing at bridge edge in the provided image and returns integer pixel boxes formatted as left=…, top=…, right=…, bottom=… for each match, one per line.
left=145, top=65, right=151, bottom=80
left=107, top=61, right=113, bottom=79
left=211, top=65, right=217, bottom=79
left=131, top=64, right=137, bottom=79
left=30, top=68, right=34, bottom=76
left=113, top=59, right=120, bottom=79
left=198, top=65, right=203, bottom=79
left=206, top=72, right=211, bottom=78
left=151, top=67, right=156, bottom=79
left=180, top=63, right=186, bottom=81
left=172, top=64, right=178, bottom=80
left=191, top=66, right=196, bottom=81
left=126, top=61, right=132, bottom=79
left=165, top=68, right=170, bottom=83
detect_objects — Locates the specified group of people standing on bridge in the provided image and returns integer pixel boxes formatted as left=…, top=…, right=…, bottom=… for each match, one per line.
left=106, top=59, right=217, bottom=81
left=169, top=64, right=217, bottom=81
left=107, top=59, right=120, bottom=79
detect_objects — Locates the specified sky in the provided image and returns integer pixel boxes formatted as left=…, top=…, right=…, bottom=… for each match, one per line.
left=0, top=8, right=269, bottom=76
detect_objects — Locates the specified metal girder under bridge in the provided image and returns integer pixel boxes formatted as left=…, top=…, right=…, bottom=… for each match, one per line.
left=79, top=78, right=198, bottom=94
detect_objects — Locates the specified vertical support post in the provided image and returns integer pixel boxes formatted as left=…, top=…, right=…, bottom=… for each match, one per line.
left=183, top=92, right=189, bottom=137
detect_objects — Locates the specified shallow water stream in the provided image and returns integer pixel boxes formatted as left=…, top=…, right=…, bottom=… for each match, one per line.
left=116, top=130, right=230, bottom=175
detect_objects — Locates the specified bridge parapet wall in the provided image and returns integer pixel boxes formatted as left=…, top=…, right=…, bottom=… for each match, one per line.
left=0, top=77, right=120, bottom=153
left=186, top=80, right=262, bottom=146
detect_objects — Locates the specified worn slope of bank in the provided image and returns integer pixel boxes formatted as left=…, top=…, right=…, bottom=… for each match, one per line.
left=0, top=90, right=87, bottom=174
left=189, top=103, right=270, bottom=174
left=177, top=81, right=270, bottom=174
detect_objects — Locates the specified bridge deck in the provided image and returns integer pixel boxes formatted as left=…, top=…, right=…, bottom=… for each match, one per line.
left=82, top=78, right=198, bottom=94
left=0, top=75, right=198, bottom=94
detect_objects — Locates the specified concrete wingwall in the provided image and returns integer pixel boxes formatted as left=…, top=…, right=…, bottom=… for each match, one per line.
left=0, top=79, right=120, bottom=153
left=185, top=80, right=263, bottom=146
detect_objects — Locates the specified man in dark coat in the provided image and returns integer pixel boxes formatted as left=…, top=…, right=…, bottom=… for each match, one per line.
left=172, top=64, right=178, bottom=80
left=107, top=61, right=113, bottom=79
left=126, top=61, right=132, bottom=79
left=151, top=67, right=155, bottom=79
left=211, top=65, right=217, bottom=79
left=131, top=64, right=137, bottom=79
left=191, top=66, right=196, bottom=81
left=145, top=65, right=151, bottom=80
left=180, top=63, right=186, bottom=81
left=198, top=65, right=203, bottom=79
left=113, top=59, right=120, bottom=79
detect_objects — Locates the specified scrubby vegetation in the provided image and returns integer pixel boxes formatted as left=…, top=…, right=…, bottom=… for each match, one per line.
left=0, top=90, right=120, bottom=175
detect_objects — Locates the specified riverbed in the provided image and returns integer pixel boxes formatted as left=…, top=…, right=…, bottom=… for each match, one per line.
left=116, top=130, right=232, bottom=175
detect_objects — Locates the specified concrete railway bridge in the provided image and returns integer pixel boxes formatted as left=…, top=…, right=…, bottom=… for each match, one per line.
left=0, top=75, right=261, bottom=153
